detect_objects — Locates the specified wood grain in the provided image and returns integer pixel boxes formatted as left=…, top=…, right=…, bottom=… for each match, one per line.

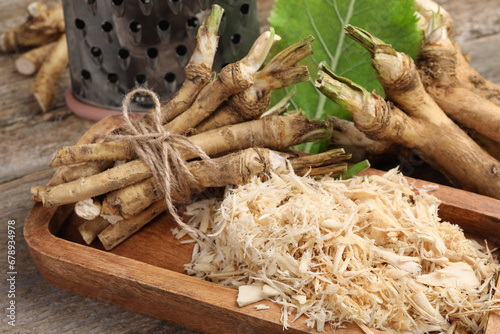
left=0, top=109, right=94, bottom=184
left=1, top=0, right=499, bottom=333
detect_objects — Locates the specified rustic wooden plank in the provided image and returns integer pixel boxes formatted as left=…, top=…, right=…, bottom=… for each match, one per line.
left=0, top=168, right=53, bottom=223
left=0, top=107, right=94, bottom=184
left=0, top=58, right=70, bottom=127
left=461, top=34, right=500, bottom=85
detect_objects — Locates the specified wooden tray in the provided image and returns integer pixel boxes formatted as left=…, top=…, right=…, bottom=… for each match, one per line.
left=25, top=115, right=500, bottom=334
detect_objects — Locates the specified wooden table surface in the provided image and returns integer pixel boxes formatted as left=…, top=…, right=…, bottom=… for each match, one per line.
left=1, top=0, right=499, bottom=333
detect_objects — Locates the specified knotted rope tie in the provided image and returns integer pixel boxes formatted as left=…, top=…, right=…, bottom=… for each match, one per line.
left=107, top=88, right=212, bottom=237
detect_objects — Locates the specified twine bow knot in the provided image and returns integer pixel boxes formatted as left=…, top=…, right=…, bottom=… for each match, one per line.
left=109, top=88, right=212, bottom=237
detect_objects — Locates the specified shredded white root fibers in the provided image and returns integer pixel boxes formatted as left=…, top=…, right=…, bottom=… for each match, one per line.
left=178, top=169, right=499, bottom=333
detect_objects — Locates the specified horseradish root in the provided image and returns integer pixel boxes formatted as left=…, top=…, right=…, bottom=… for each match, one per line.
left=98, top=148, right=352, bottom=249
left=344, top=25, right=445, bottom=123
left=31, top=11, right=343, bottom=247
left=148, top=5, right=224, bottom=125
left=328, top=115, right=398, bottom=162
left=74, top=198, right=101, bottom=221
left=29, top=33, right=68, bottom=112
left=2, top=2, right=68, bottom=112
left=15, top=41, right=56, bottom=75
left=333, top=4, right=500, bottom=191
left=98, top=200, right=167, bottom=251
left=0, top=1, right=64, bottom=53
left=49, top=115, right=331, bottom=166
left=100, top=148, right=287, bottom=219
left=194, top=35, right=314, bottom=133
left=416, top=19, right=500, bottom=143
left=415, top=0, right=500, bottom=107
left=165, top=29, right=279, bottom=134
left=31, top=159, right=153, bottom=207
left=316, top=64, right=500, bottom=199
left=78, top=217, right=110, bottom=245
left=33, top=115, right=332, bottom=207
left=101, top=148, right=350, bottom=220
left=27, top=6, right=369, bottom=255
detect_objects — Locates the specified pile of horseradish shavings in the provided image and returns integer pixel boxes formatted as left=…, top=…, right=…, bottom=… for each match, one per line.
left=174, top=168, right=500, bottom=334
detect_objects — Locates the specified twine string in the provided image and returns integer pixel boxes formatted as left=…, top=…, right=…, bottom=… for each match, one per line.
left=108, top=88, right=212, bottom=237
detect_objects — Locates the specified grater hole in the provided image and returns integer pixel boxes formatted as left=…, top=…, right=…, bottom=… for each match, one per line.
left=187, top=17, right=199, bottom=28
left=112, top=0, right=123, bottom=5
left=170, top=0, right=180, bottom=2
left=118, top=48, right=130, bottom=59
left=129, top=21, right=142, bottom=33
left=164, top=72, right=176, bottom=83
left=91, top=47, right=102, bottom=57
left=230, top=33, right=241, bottom=44
left=108, top=73, right=119, bottom=83
left=81, top=70, right=91, bottom=80
left=176, top=45, right=187, bottom=56
left=101, top=21, right=113, bottom=32
left=147, top=47, right=158, bottom=59
left=158, top=20, right=170, bottom=31
left=85, top=0, right=96, bottom=4
left=140, top=0, right=152, bottom=3
left=75, top=18, right=86, bottom=30
left=136, top=74, right=147, bottom=85
left=240, top=3, right=250, bottom=15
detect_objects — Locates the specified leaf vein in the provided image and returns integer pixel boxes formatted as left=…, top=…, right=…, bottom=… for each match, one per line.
left=304, top=0, right=334, bottom=63
left=313, top=0, right=357, bottom=121
left=338, top=59, right=372, bottom=76
left=331, top=0, right=344, bottom=25
left=353, top=4, right=384, bottom=17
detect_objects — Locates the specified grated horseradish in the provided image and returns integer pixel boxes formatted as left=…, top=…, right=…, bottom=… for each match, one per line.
left=179, top=169, right=499, bottom=333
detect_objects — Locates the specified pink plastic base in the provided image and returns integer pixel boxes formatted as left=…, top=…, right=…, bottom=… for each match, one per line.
left=65, top=88, right=145, bottom=121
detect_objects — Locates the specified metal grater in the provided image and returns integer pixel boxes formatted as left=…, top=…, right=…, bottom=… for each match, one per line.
left=62, top=0, right=260, bottom=112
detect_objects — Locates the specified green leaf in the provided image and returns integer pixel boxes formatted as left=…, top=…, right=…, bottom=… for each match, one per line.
left=269, top=0, right=421, bottom=153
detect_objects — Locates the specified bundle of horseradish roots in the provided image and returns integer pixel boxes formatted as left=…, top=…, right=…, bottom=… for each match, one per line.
left=30, top=6, right=361, bottom=250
